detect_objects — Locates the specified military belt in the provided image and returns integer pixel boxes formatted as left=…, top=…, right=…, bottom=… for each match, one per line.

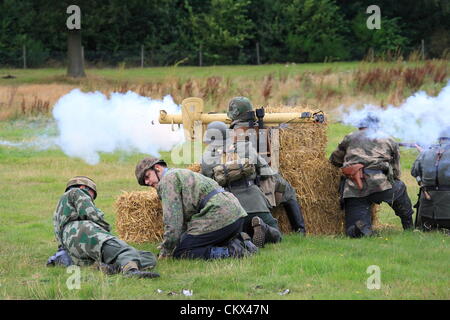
left=424, top=185, right=450, bottom=191
left=198, top=188, right=225, bottom=212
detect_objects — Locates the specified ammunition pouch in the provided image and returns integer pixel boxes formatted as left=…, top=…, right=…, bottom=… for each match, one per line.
left=341, top=164, right=365, bottom=190
left=212, top=159, right=256, bottom=188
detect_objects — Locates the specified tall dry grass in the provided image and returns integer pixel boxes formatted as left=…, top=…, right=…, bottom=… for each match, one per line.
left=0, top=60, right=448, bottom=121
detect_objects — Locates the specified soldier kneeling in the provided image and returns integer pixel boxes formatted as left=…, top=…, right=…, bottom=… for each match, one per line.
left=49, top=176, right=160, bottom=279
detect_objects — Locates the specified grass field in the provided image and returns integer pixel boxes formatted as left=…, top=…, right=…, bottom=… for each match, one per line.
left=0, top=116, right=448, bottom=300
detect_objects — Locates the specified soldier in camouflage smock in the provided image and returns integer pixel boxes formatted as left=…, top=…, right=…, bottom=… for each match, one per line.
left=329, top=114, right=414, bottom=237
left=411, top=127, right=450, bottom=232
left=135, top=158, right=257, bottom=259
left=52, top=176, right=159, bottom=278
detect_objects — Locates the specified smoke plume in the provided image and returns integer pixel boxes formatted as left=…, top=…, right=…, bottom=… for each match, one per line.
left=52, top=89, right=184, bottom=164
left=339, top=82, right=450, bottom=144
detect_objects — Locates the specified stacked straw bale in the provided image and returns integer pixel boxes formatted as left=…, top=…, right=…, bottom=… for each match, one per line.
left=267, top=106, right=378, bottom=234
left=115, top=107, right=379, bottom=242
left=266, top=106, right=345, bottom=234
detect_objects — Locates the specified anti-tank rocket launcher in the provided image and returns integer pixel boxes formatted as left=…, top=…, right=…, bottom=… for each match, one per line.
left=158, top=97, right=326, bottom=168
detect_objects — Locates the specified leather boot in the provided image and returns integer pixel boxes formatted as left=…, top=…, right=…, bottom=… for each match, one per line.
left=251, top=216, right=282, bottom=248
left=283, top=199, right=306, bottom=235
left=401, top=215, right=414, bottom=230
left=226, top=237, right=247, bottom=258
left=122, top=261, right=160, bottom=279
left=355, top=220, right=373, bottom=237
left=209, top=247, right=231, bottom=259
left=238, top=232, right=258, bottom=255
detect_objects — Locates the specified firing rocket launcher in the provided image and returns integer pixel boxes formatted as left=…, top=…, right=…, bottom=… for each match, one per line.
left=159, top=97, right=326, bottom=140
left=158, top=97, right=326, bottom=168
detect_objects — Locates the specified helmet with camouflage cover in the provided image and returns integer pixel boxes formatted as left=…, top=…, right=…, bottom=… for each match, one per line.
left=439, top=126, right=450, bottom=140
left=227, top=97, right=254, bottom=121
left=65, top=176, right=97, bottom=199
left=204, top=121, right=228, bottom=146
left=135, top=157, right=167, bottom=186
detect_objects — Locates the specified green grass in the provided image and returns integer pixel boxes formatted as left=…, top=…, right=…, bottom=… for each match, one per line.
left=0, top=119, right=449, bottom=300
left=0, top=61, right=427, bottom=85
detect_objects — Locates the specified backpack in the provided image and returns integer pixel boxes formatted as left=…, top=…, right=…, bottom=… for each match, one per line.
left=212, top=152, right=256, bottom=187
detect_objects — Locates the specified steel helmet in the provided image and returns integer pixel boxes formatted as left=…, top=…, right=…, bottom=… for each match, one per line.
left=65, top=176, right=97, bottom=199
left=135, top=157, right=167, bottom=186
left=204, top=121, right=228, bottom=146
left=227, top=97, right=254, bottom=121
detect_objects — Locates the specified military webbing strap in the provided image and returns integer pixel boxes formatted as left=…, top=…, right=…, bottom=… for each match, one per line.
left=198, top=188, right=225, bottom=212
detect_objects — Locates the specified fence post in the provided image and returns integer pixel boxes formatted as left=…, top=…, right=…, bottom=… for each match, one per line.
left=256, top=41, right=261, bottom=65
left=199, top=43, right=203, bottom=67
left=23, top=45, right=27, bottom=69
left=141, top=45, right=144, bottom=68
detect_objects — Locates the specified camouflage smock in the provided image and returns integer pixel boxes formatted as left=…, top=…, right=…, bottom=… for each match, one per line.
left=156, top=168, right=247, bottom=257
left=53, top=188, right=115, bottom=266
left=411, top=141, right=450, bottom=220
left=329, top=129, right=401, bottom=198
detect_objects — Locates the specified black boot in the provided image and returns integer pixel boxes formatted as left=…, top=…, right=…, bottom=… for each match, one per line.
left=355, top=220, right=373, bottom=237
left=401, top=215, right=414, bottom=230
left=283, top=199, right=306, bottom=235
left=251, top=216, right=282, bottom=248
left=238, top=232, right=258, bottom=255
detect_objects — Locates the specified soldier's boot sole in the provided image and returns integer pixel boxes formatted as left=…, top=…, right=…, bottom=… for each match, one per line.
left=251, top=216, right=266, bottom=248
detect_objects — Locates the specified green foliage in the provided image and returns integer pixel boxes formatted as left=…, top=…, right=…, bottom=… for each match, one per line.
left=285, top=0, right=350, bottom=62
left=0, top=0, right=448, bottom=66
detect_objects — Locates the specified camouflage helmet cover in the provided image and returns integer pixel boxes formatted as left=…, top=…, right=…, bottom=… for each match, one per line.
left=135, top=157, right=167, bottom=186
left=227, top=97, right=254, bottom=121
left=65, top=176, right=97, bottom=199
left=204, top=121, right=228, bottom=146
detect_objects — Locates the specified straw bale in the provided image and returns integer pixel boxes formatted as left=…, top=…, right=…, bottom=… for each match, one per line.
left=115, top=190, right=163, bottom=243
left=267, top=106, right=378, bottom=235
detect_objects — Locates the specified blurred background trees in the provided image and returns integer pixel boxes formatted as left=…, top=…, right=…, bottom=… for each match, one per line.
left=0, top=0, right=448, bottom=67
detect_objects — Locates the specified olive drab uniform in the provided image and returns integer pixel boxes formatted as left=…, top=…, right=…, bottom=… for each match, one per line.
left=411, top=141, right=450, bottom=231
left=330, top=128, right=414, bottom=237
left=53, top=188, right=157, bottom=271
left=156, top=168, right=250, bottom=258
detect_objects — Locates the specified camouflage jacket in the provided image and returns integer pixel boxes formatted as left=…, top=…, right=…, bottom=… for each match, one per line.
left=156, top=168, right=247, bottom=257
left=53, top=188, right=114, bottom=266
left=329, top=129, right=401, bottom=198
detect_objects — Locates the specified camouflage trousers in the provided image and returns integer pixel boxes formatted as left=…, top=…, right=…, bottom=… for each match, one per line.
left=102, top=238, right=157, bottom=270
left=61, top=221, right=156, bottom=269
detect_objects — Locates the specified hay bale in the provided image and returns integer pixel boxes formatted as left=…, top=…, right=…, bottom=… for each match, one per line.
left=267, top=106, right=378, bottom=235
left=115, top=190, right=163, bottom=243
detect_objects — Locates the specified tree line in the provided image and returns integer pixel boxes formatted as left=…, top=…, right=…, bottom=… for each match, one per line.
left=0, top=0, right=449, bottom=67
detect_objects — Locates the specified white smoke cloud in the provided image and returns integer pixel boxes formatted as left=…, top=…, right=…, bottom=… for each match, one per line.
left=52, top=89, right=184, bottom=164
left=339, top=82, right=450, bottom=144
